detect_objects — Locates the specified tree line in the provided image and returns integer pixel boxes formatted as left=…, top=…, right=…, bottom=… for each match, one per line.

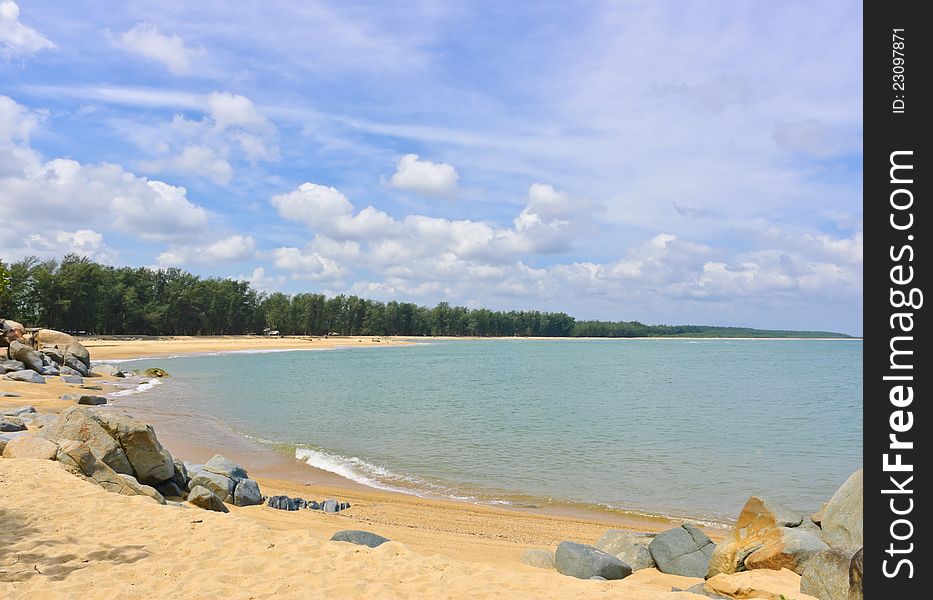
left=0, top=255, right=847, bottom=338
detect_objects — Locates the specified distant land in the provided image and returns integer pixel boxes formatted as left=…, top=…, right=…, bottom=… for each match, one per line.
left=1, top=255, right=852, bottom=339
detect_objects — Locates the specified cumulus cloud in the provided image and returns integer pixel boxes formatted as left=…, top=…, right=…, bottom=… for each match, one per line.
left=114, top=23, right=195, bottom=75
left=271, top=183, right=400, bottom=240
left=139, top=144, right=234, bottom=185
left=236, top=267, right=285, bottom=292
left=264, top=246, right=346, bottom=281
left=0, top=1, right=54, bottom=57
left=157, top=234, right=256, bottom=266
left=5, top=229, right=116, bottom=264
left=388, top=153, right=459, bottom=196
left=0, top=94, right=43, bottom=141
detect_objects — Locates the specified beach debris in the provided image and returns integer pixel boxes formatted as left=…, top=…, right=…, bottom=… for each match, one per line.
left=76, top=395, right=107, bottom=405
left=707, top=496, right=828, bottom=578
left=2, top=405, right=35, bottom=416
left=204, top=453, right=249, bottom=480
left=330, top=530, right=390, bottom=548
left=56, top=439, right=166, bottom=504
left=93, top=363, right=126, bottom=377
left=520, top=549, right=556, bottom=569
left=2, top=434, right=58, bottom=460
left=189, top=470, right=237, bottom=503
left=39, top=407, right=134, bottom=476
left=143, top=368, right=170, bottom=378
left=61, top=375, right=84, bottom=384
left=554, top=541, right=632, bottom=580
left=800, top=547, right=862, bottom=600
left=819, top=468, right=862, bottom=550
left=3, top=369, right=45, bottom=384
left=0, top=417, right=27, bottom=432
left=233, top=478, right=263, bottom=507
left=594, top=530, right=656, bottom=572
left=188, top=485, right=229, bottom=512
left=649, top=523, right=714, bottom=578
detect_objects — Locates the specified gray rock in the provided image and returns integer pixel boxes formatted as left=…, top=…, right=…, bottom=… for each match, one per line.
left=189, top=470, right=236, bottom=503
left=821, top=469, right=863, bottom=550
left=38, top=406, right=133, bottom=475
left=93, top=364, right=126, bottom=377
left=155, top=480, right=187, bottom=499
left=233, top=478, right=263, bottom=507
left=307, top=500, right=320, bottom=510
left=170, top=459, right=190, bottom=493
left=7, top=341, right=43, bottom=372
left=649, top=524, right=715, bottom=578
left=203, top=453, right=248, bottom=481
left=849, top=547, right=863, bottom=600
left=588, top=576, right=607, bottom=581
left=0, top=360, right=25, bottom=373
left=40, top=365, right=60, bottom=376
left=41, top=347, right=65, bottom=364
left=59, top=365, right=83, bottom=377
left=2, top=405, right=35, bottom=416
left=188, top=485, right=229, bottom=512
left=674, top=583, right=730, bottom=599
left=4, top=369, right=45, bottom=384
left=554, top=541, right=632, bottom=580
left=521, top=549, right=556, bottom=569
left=0, top=417, right=27, bottom=432
left=56, top=440, right=166, bottom=504
left=595, top=530, right=656, bottom=571
left=26, top=413, right=59, bottom=429
left=267, top=495, right=304, bottom=511
left=61, top=375, right=84, bottom=384
left=76, top=395, right=107, bottom=405
left=63, top=353, right=90, bottom=376
left=330, top=530, right=391, bottom=548
left=0, top=391, right=23, bottom=397
left=323, top=499, right=339, bottom=513
left=80, top=384, right=102, bottom=390
left=117, top=473, right=166, bottom=504
left=95, top=412, right=174, bottom=484
left=801, top=547, right=861, bottom=600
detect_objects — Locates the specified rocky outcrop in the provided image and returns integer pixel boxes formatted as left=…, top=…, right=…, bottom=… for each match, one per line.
left=649, top=524, right=714, bottom=578
left=188, top=485, right=229, bottom=512
left=594, top=530, right=656, bottom=571
left=554, top=541, right=632, bottom=580
left=37, top=407, right=133, bottom=475
left=95, top=412, right=174, bottom=485
left=820, top=469, right=863, bottom=550
left=330, top=530, right=391, bottom=548
left=521, top=549, right=556, bottom=569
left=707, top=497, right=828, bottom=578
left=55, top=439, right=166, bottom=504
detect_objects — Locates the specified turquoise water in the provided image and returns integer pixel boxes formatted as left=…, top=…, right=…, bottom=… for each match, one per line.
left=116, top=339, right=862, bottom=523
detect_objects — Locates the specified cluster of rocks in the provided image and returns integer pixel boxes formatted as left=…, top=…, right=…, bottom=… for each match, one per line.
left=1, top=321, right=93, bottom=378
left=184, top=454, right=264, bottom=512
left=266, top=495, right=351, bottom=513
left=521, top=468, right=863, bottom=600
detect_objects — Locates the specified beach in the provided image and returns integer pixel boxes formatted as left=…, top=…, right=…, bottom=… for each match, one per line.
left=0, top=336, right=835, bottom=599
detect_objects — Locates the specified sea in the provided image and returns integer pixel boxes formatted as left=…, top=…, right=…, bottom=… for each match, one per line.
left=107, top=338, right=862, bottom=525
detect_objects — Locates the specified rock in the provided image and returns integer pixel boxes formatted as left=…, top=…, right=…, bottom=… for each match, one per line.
left=188, top=485, right=229, bottom=512
left=521, top=549, right=556, bottom=569
left=32, top=329, right=91, bottom=369
left=588, top=576, right=606, bottom=581
left=554, top=541, right=632, bottom=580
left=38, top=407, right=133, bottom=475
left=76, top=395, right=107, bottom=405
left=59, top=365, right=83, bottom=377
left=62, top=353, right=90, bottom=377
left=675, top=582, right=730, bottom=599
left=0, top=391, right=23, bottom=397
left=203, top=453, right=248, bottom=481
left=849, top=547, right=863, bottom=599
left=170, top=459, right=190, bottom=493
left=649, top=524, right=714, bottom=578
left=820, top=469, right=863, bottom=550
left=93, top=364, right=125, bottom=377
left=800, top=547, right=862, bottom=600
left=706, top=568, right=819, bottom=600
left=80, top=385, right=102, bottom=390
left=1, top=405, right=34, bottom=416
left=41, top=347, right=65, bottom=364
left=155, top=480, right=187, bottom=499
left=330, top=530, right=391, bottom=548
left=0, top=360, right=26, bottom=373
left=233, top=478, right=263, bottom=507
left=811, top=502, right=827, bottom=526
left=7, top=341, right=44, bottom=372
left=267, top=495, right=304, bottom=511
left=143, top=368, right=170, bottom=378
left=595, top=530, right=656, bottom=571
left=0, top=417, right=27, bottom=432
left=117, top=473, right=166, bottom=504
left=26, top=413, right=58, bottom=429
left=0, top=434, right=10, bottom=453
left=189, top=470, right=236, bottom=503
left=60, top=394, right=78, bottom=401
left=307, top=500, right=320, bottom=510
left=2, top=434, right=58, bottom=459
left=323, top=499, right=339, bottom=513
left=708, top=497, right=822, bottom=578
left=94, top=412, right=174, bottom=484
left=4, top=369, right=45, bottom=384
left=61, top=375, right=84, bottom=384
left=40, top=364, right=60, bottom=376
left=56, top=440, right=163, bottom=504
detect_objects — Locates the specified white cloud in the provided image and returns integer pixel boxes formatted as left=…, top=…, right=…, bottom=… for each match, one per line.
left=264, top=246, right=346, bottom=281
left=0, top=1, right=54, bottom=57
left=0, top=94, right=43, bottom=141
left=271, top=183, right=400, bottom=240
left=139, top=144, right=234, bottom=185
left=157, top=234, right=256, bottom=266
left=115, top=23, right=195, bottom=75
left=207, top=92, right=270, bottom=133
left=237, top=267, right=285, bottom=292
left=388, top=153, right=459, bottom=196
left=7, top=229, right=116, bottom=263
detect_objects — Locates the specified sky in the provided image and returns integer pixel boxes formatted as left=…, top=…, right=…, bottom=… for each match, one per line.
left=1, top=1, right=863, bottom=334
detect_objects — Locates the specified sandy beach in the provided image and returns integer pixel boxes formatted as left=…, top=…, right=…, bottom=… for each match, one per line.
left=1, top=336, right=821, bottom=599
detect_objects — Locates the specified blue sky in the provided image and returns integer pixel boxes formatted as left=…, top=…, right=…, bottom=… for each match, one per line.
left=1, top=1, right=862, bottom=333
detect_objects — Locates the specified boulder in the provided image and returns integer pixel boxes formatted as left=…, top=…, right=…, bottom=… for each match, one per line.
left=93, top=364, right=126, bottom=377
left=59, top=365, right=83, bottom=377
left=330, top=530, right=391, bottom=548
left=674, top=582, right=730, bottom=599
left=323, top=499, right=339, bottom=513
left=40, top=364, right=60, bottom=376
left=800, top=547, right=862, bottom=600
left=7, top=341, right=44, bottom=372
left=155, top=480, right=187, bottom=499
left=203, top=453, right=248, bottom=481
left=41, top=347, right=65, bottom=365
left=26, top=413, right=58, bottom=429
left=2, top=434, right=58, bottom=459
left=116, top=473, right=166, bottom=504
left=649, top=524, right=714, bottom=578
left=708, top=497, right=822, bottom=578
left=61, top=375, right=84, bottom=384
left=595, top=530, right=656, bottom=571
left=706, top=568, right=819, bottom=600
left=4, top=369, right=45, bottom=384
left=143, top=368, right=170, bottom=378
left=62, top=353, right=90, bottom=377
left=188, top=485, right=229, bottom=512
left=0, top=417, right=27, bottom=432
left=76, top=395, right=107, bottom=405
left=267, top=495, right=305, bottom=511
left=820, top=469, right=863, bottom=550
left=849, top=548, right=863, bottom=600
left=170, top=459, right=190, bottom=493
left=55, top=439, right=166, bottom=503
left=521, top=549, right=556, bottom=569
left=94, top=412, right=174, bottom=484
left=0, top=360, right=26, bottom=373
left=233, top=478, right=263, bottom=507
left=2, top=405, right=34, bottom=416
left=189, top=470, right=236, bottom=503
left=33, top=329, right=91, bottom=368
left=554, top=541, right=632, bottom=580
left=37, top=406, right=133, bottom=475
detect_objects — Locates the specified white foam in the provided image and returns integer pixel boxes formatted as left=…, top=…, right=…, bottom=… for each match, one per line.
left=108, top=377, right=163, bottom=397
